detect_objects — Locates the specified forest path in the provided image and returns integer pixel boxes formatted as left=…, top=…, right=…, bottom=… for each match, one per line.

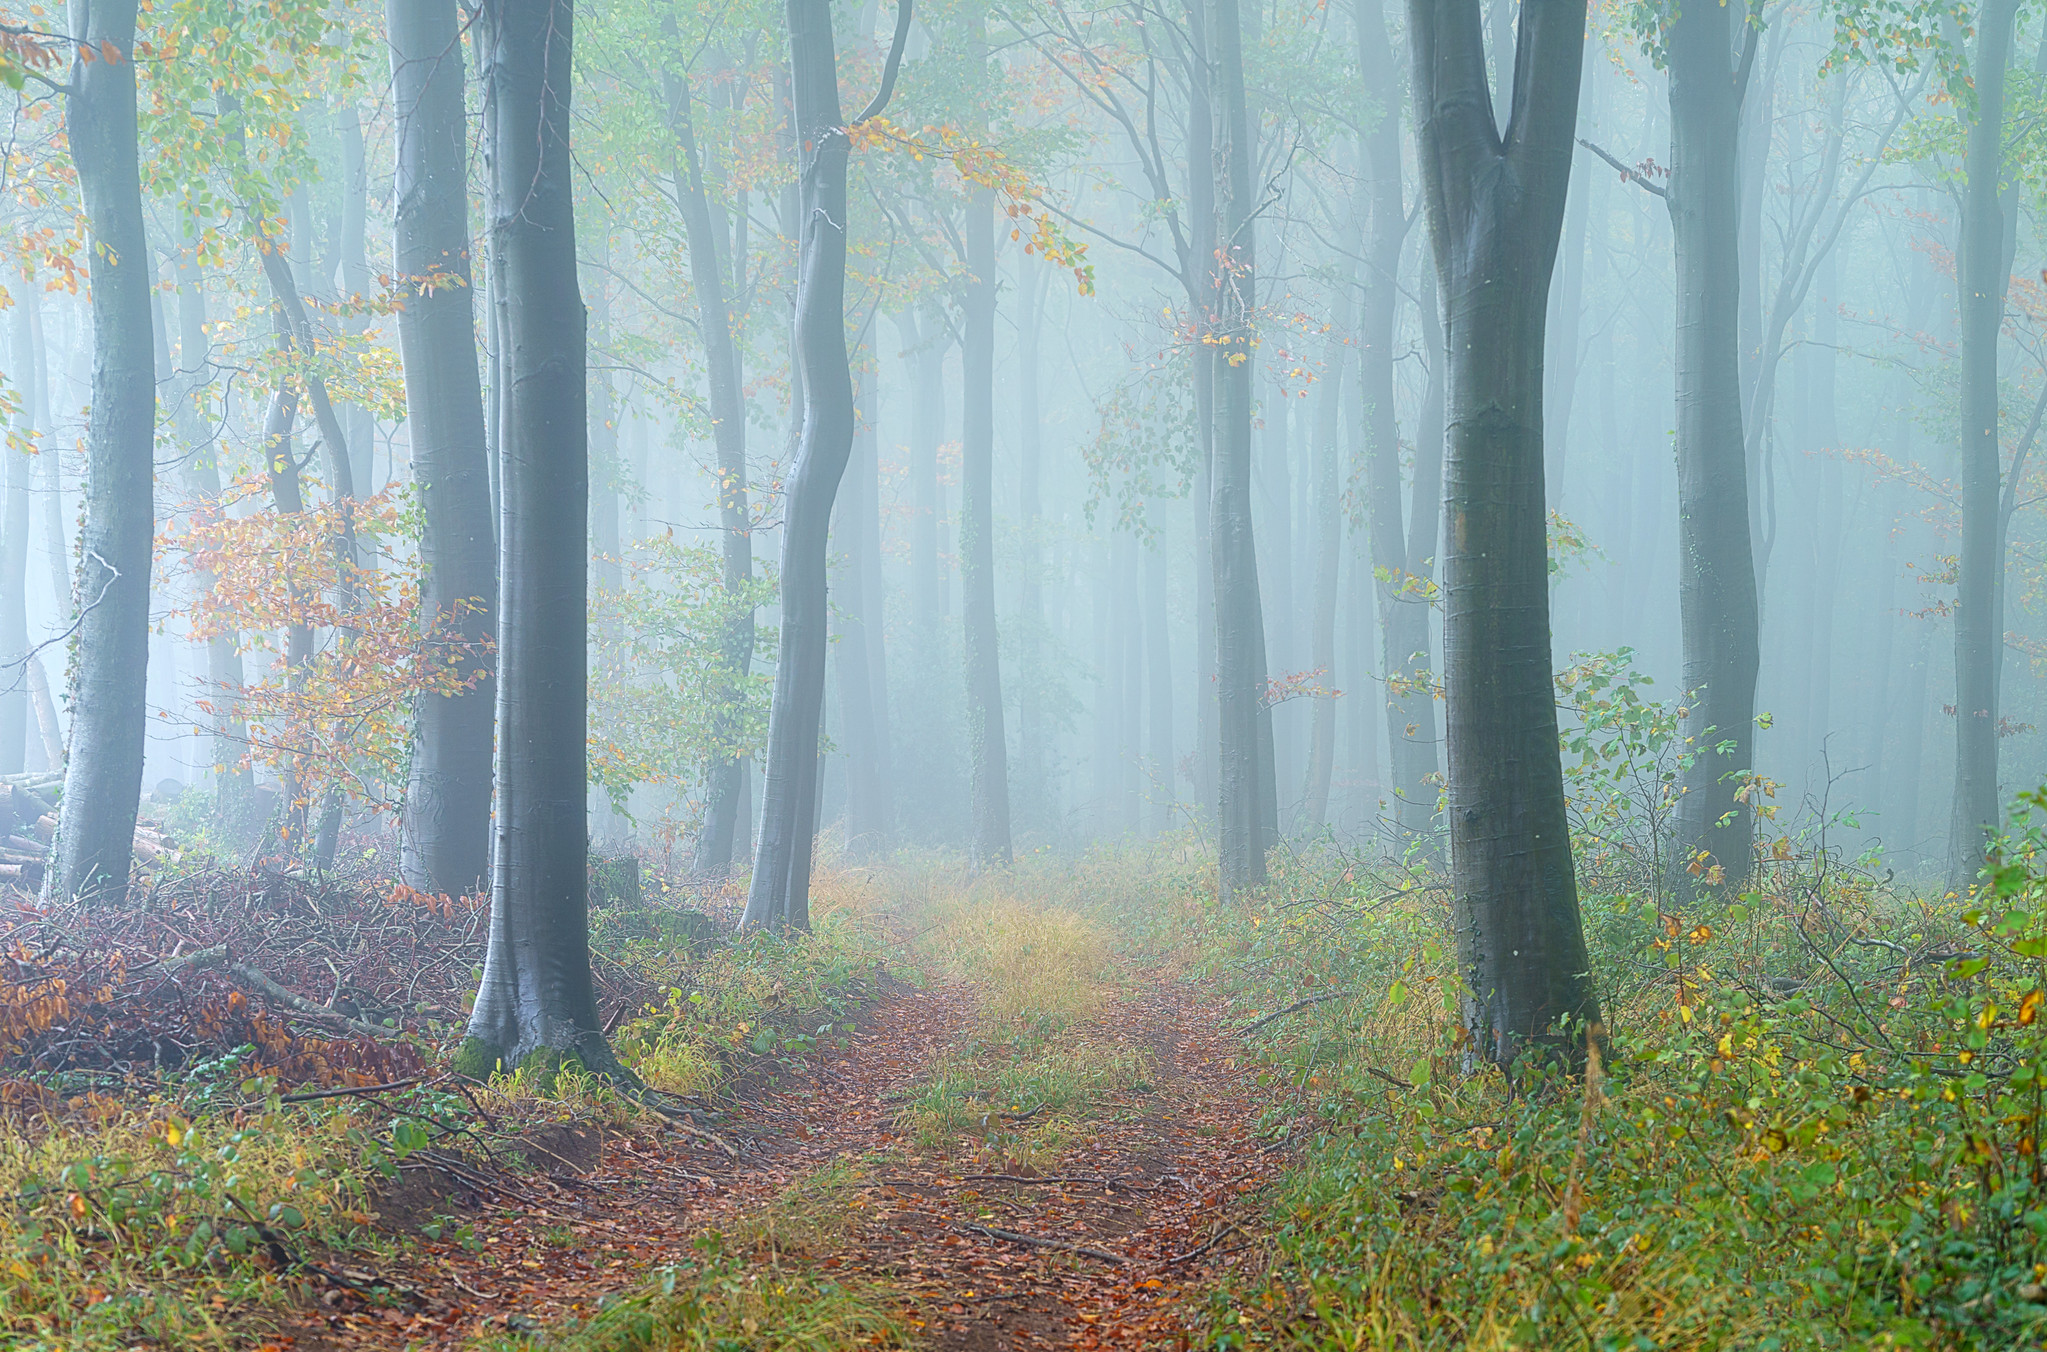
left=279, top=968, right=1281, bottom=1351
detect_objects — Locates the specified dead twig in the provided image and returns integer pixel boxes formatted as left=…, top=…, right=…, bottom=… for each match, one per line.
left=279, top=1076, right=426, bottom=1104
left=954, top=1222, right=1127, bottom=1265
left=1166, top=1219, right=1246, bottom=1265
left=1237, top=991, right=1348, bottom=1035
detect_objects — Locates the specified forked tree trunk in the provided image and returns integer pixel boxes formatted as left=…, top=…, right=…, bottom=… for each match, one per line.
left=459, top=0, right=613, bottom=1076
left=961, top=167, right=1012, bottom=869
left=665, top=57, right=757, bottom=877
left=1667, top=0, right=1761, bottom=893
left=1409, top=0, right=1601, bottom=1070
left=390, top=0, right=499, bottom=898
left=1209, top=0, right=1277, bottom=899
left=744, top=0, right=908, bottom=928
left=1950, top=0, right=2022, bottom=892
left=50, top=0, right=153, bottom=905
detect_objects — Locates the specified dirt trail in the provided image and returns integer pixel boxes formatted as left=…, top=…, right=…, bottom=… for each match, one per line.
left=280, top=973, right=1282, bottom=1350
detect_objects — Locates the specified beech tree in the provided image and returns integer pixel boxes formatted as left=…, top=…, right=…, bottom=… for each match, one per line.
left=389, top=0, right=499, bottom=899
left=743, top=0, right=911, bottom=930
left=1409, top=0, right=1600, bottom=1066
left=459, top=0, right=610, bottom=1073
left=47, top=0, right=153, bottom=905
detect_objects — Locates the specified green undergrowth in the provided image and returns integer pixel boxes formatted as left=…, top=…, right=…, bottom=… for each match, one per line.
left=473, top=1252, right=907, bottom=1352
left=1174, top=822, right=2047, bottom=1350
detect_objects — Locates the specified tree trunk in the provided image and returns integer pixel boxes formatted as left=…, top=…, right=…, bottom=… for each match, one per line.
left=1209, top=0, right=1276, bottom=898
left=961, top=166, right=1012, bottom=868
left=389, top=0, right=499, bottom=898
left=1409, top=0, right=1600, bottom=1069
left=1950, top=0, right=2022, bottom=891
left=1302, top=305, right=1346, bottom=830
left=1356, top=0, right=1438, bottom=852
left=460, top=0, right=612, bottom=1076
left=50, top=0, right=153, bottom=905
left=1016, top=258, right=1047, bottom=828
left=833, top=365, right=891, bottom=859
left=1665, top=0, right=1762, bottom=892
left=665, top=56, right=757, bottom=877
left=1146, top=536, right=1176, bottom=835
left=745, top=0, right=904, bottom=926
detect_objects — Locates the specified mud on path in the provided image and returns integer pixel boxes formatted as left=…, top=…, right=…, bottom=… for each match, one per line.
left=279, top=972, right=1283, bottom=1351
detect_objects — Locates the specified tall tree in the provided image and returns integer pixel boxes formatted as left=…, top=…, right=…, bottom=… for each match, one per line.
left=743, top=0, right=910, bottom=929
left=49, top=0, right=154, bottom=904
left=389, top=0, right=499, bottom=898
left=663, top=38, right=758, bottom=877
left=960, top=4, right=1013, bottom=869
left=459, top=0, right=610, bottom=1074
left=1209, top=0, right=1278, bottom=897
left=1408, top=0, right=1601, bottom=1067
left=1950, top=0, right=2023, bottom=891
left=1665, top=0, right=1762, bottom=888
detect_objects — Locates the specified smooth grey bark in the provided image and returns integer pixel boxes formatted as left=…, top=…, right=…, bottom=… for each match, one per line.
left=664, top=53, right=757, bottom=876
left=460, top=0, right=613, bottom=1076
left=1409, top=0, right=1600, bottom=1068
left=1950, top=0, right=2022, bottom=891
left=961, top=161, right=1013, bottom=868
left=49, top=0, right=153, bottom=904
left=389, top=0, right=498, bottom=898
left=1209, top=0, right=1278, bottom=898
left=744, top=0, right=909, bottom=929
left=1665, top=0, right=1762, bottom=889
left=904, top=307, right=946, bottom=630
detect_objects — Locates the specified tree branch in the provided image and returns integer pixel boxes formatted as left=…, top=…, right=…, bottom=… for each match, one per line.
left=1577, top=138, right=1667, bottom=198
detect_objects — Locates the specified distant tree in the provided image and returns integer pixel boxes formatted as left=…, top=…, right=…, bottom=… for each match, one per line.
left=48, top=0, right=154, bottom=905
left=743, top=0, right=910, bottom=930
left=459, top=0, right=613, bottom=1075
left=1408, top=0, right=1601, bottom=1067
left=389, top=0, right=499, bottom=899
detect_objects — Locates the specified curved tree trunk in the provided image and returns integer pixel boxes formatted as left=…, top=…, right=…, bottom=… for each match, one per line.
left=460, top=0, right=612, bottom=1076
left=389, top=0, right=498, bottom=898
left=50, top=0, right=153, bottom=905
left=1409, top=0, right=1600, bottom=1070
left=744, top=0, right=908, bottom=928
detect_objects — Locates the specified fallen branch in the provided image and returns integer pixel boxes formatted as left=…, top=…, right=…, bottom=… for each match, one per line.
left=1237, top=991, right=1347, bottom=1035
left=1166, top=1219, right=1246, bottom=1265
left=226, top=959, right=409, bottom=1041
left=957, top=1173, right=1154, bottom=1192
left=280, top=1076, right=427, bottom=1105
left=954, top=1222, right=1127, bottom=1265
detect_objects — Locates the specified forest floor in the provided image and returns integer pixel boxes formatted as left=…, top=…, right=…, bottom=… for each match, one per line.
left=269, top=960, right=1283, bottom=1351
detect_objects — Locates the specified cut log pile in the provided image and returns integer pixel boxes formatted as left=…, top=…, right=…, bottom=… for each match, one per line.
left=0, top=771, right=179, bottom=892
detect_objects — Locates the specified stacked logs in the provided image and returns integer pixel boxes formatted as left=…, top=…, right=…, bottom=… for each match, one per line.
left=0, top=772, right=178, bottom=892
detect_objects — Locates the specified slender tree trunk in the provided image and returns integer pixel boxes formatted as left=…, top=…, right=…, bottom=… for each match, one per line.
left=1950, top=0, right=2022, bottom=891
left=1303, top=305, right=1346, bottom=829
left=961, top=165, right=1012, bottom=868
left=1209, top=0, right=1276, bottom=897
left=1147, top=536, right=1176, bottom=834
left=665, top=56, right=757, bottom=877
left=1666, top=0, right=1762, bottom=891
left=390, top=0, right=499, bottom=898
left=460, top=0, right=613, bottom=1076
left=1409, top=0, right=1600, bottom=1068
left=745, top=0, right=906, bottom=926
left=833, top=365, right=890, bottom=859
left=50, top=0, right=153, bottom=904
left=1016, top=259, right=1047, bottom=827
